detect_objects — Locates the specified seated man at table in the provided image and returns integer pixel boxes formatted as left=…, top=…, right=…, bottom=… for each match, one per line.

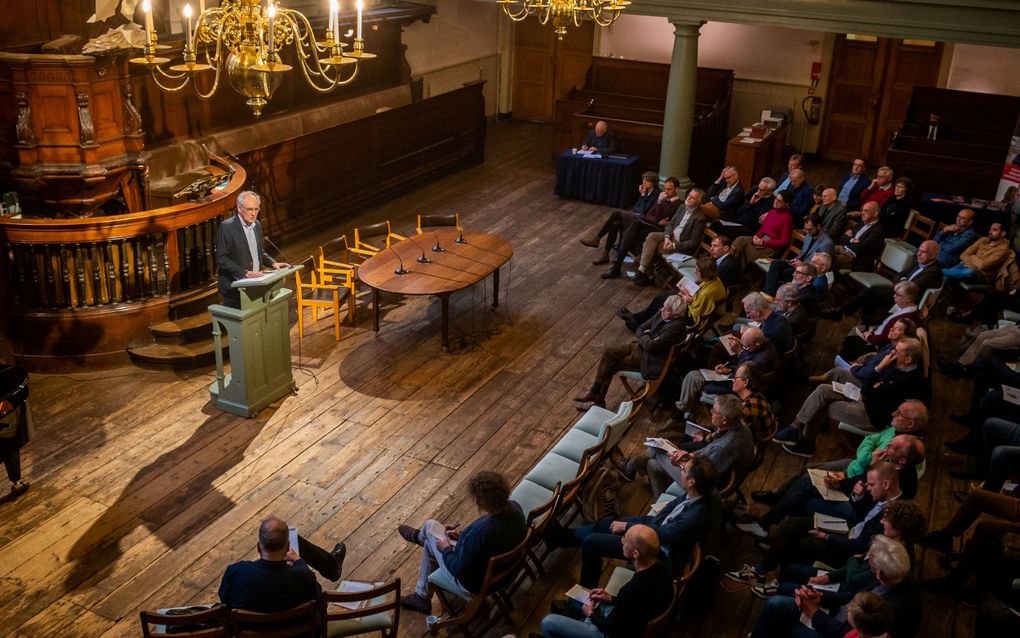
left=632, top=188, right=707, bottom=286
left=581, top=120, right=618, bottom=154
left=580, top=171, right=661, bottom=265
left=941, top=221, right=1011, bottom=283
left=934, top=208, right=979, bottom=268
left=602, top=178, right=682, bottom=279
left=704, top=166, right=746, bottom=220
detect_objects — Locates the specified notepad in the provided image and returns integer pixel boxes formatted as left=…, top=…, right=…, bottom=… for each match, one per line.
left=700, top=369, right=731, bottom=382
left=813, top=513, right=849, bottom=534
left=565, top=584, right=592, bottom=605
left=644, top=437, right=680, bottom=454
left=807, top=469, right=850, bottom=502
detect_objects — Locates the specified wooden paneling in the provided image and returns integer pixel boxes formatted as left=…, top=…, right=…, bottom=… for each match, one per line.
left=511, top=18, right=594, bottom=122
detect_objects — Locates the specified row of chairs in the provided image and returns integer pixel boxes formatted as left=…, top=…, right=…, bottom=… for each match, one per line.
left=292, top=214, right=462, bottom=341
left=140, top=579, right=401, bottom=638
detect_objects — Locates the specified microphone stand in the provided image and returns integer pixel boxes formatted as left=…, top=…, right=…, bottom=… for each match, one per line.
left=412, top=236, right=431, bottom=263
left=455, top=229, right=467, bottom=244
left=432, top=231, right=446, bottom=253
left=389, top=246, right=407, bottom=275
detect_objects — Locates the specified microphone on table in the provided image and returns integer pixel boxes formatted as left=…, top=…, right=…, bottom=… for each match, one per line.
left=412, top=236, right=431, bottom=263
left=389, top=246, right=407, bottom=275
left=455, top=229, right=467, bottom=244
left=263, top=235, right=293, bottom=264
left=432, top=231, right=446, bottom=253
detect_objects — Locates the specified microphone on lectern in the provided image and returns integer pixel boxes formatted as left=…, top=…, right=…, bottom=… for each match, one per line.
left=412, top=236, right=431, bottom=263
left=432, top=231, right=446, bottom=253
left=389, top=246, right=407, bottom=275
left=455, top=229, right=467, bottom=244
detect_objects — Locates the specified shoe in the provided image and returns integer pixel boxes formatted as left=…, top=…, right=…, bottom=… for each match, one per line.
left=400, top=593, right=432, bottom=614
left=615, top=308, right=633, bottom=321
left=324, top=542, right=347, bottom=581
left=724, top=563, right=765, bottom=584
left=592, top=251, right=610, bottom=266
left=771, top=424, right=801, bottom=445
left=751, top=490, right=781, bottom=506
left=948, top=309, right=973, bottom=324
left=575, top=400, right=604, bottom=412
left=782, top=438, right=816, bottom=458
left=579, top=234, right=600, bottom=248
left=919, top=529, right=954, bottom=554
left=750, top=579, right=778, bottom=599
left=573, top=391, right=596, bottom=402
left=601, top=266, right=621, bottom=280
left=736, top=522, right=769, bottom=539
left=632, top=271, right=654, bottom=287
left=610, top=449, right=635, bottom=482
left=397, top=524, right=422, bottom=546
left=9, top=480, right=29, bottom=497
left=545, top=522, right=578, bottom=551
left=949, top=465, right=982, bottom=480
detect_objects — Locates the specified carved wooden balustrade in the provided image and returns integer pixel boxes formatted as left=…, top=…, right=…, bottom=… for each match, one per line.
left=0, top=158, right=245, bottom=368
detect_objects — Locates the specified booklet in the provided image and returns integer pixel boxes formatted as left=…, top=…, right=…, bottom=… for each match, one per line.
left=813, top=513, right=850, bottom=535
left=644, top=437, right=680, bottom=455
left=807, top=469, right=850, bottom=502
left=722, top=335, right=739, bottom=356
left=700, top=369, right=731, bottom=382
left=425, top=519, right=448, bottom=539
left=677, top=275, right=700, bottom=296
left=565, top=584, right=592, bottom=606
left=685, top=421, right=713, bottom=438
left=331, top=580, right=383, bottom=610
left=831, top=381, right=862, bottom=401
left=811, top=570, right=840, bottom=593
left=1003, top=385, right=1020, bottom=407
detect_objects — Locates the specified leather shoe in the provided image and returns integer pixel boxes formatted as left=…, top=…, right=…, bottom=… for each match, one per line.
left=324, top=542, right=346, bottom=581
left=573, top=391, right=596, bottom=402
left=601, top=266, right=621, bottom=279
left=919, top=529, right=954, bottom=554
left=938, top=359, right=968, bottom=380
left=400, top=593, right=432, bottom=614
left=615, top=307, right=633, bottom=321
left=632, top=271, right=654, bottom=286
left=579, top=234, right=600, bottom=248
left=9, top=480, right=29, bottom=497
left=397, top=524, right=422, bottom=546
left=610, top=448, right=636, bottom=482
left=575, top=400, right=604, bottom=411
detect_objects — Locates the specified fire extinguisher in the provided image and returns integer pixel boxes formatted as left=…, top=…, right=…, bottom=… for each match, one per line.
left=802, top=61, right=823, bottom=125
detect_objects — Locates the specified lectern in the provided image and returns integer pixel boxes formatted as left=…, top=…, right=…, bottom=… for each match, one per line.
left=208, top=266, right=301, bottom=417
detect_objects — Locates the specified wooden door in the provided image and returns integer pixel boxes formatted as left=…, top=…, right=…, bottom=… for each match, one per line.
left=820, top=35, right=943, bottom=165
left=511, top=19, right=593, bottom=122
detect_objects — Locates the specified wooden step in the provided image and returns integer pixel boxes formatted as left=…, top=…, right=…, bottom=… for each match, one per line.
left=127, top=337, right=228, bottom=367
left=149, top=314, right=215, bottom=345
left=169, top=283, right=219, bottom=319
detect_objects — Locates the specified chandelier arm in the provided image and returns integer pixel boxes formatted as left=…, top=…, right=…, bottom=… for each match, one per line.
left=191, top=34, right=226, bottom=100
left=153, top=65, right=189, bottom=82
left=149, top=68, right=191, bottom=92
left=500, top=4, right=533, bottom=21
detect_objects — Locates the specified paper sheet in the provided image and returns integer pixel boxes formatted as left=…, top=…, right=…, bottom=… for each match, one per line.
left=565, top=584, right=591, bottom=606
left=807, top=469, right=850, bottom=502
left=331, top=581, right=380, bottom=610
left=831, top=381, right=862, bottom=401
left=685, top=421, right=712, bottom=438
left=700, top=369, right=731, bottom=382
left=644, top=437, right=680, bottom=454
left=678, top=275, right=700, bottom=296
left=289, top=526, right=300, bottom=557
left=813, top=513, right=849, bottom=534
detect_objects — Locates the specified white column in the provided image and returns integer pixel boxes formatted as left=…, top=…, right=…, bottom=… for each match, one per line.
left=660, top=20, right=703, bottom=191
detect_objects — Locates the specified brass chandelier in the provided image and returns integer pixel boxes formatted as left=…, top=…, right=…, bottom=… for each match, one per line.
left=130, top=0, right=375, bottom=117
left=497, top=0, right=630, bottom=40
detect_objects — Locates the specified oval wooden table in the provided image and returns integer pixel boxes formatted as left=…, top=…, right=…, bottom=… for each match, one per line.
left=357, top=229, right=513, bottom=351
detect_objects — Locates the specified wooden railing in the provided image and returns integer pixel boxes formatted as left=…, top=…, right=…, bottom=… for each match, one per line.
left=0, top=158, right=244, bottom=312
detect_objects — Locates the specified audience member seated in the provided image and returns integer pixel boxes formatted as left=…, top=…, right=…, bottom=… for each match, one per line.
left=732, top=362, right=779, bottom=443
left=730, top=190, right=795, bottom=268
left=704, top=165, right=746, bottom=220
left=775, top=283, right=814, bottom=337
left=817, top=187, right=849, bottom=240
left=727, top=177, right=777, bottom=236
left=941, top=221, right=1010, bottom=283
left=822, top=242, right=941, bottom=325
left=933, top=208, right=979, bottom=269
left=396, top=470, right=527, bottom=614
left=617, top=257, right=726, bottom=330
left=748, top=534, right=920, bottom=638
left=810, top=252, right=833, bottom=301
left=949, top=286, right=1020, bottom=327
left=855, top=166, right=896, bottom=213
left=946, top=417, right=1020, bottom=495
left=710, top=234, right=743, bottom=287
left=837, top=157, right=870, bottom=213
left=580, top=171, right=661, bottom=265
left=581, top=120, right=618, bottom=154
left=602, top=178, right=682, bottom=280
left=835, top=281, right=920, bottom=363
left=775, top=154, right=803, bottom=192
left=921, top=486, right=1020, bottom=556
left=632, top=188, right=707, bottom=286
left=548, top=455, right=722, bottom=587
left=674, top=326, right=778, bottom=421
left=738, top=291, right=794, bottom=354
left=575, top=296, right=689, bottom=410
left=619, top=394, right=754, bottom=498
left=219, top=515, right=345, bottom=613
left=763, top=213, right=835, bottom=296
left=878, top=178, right=913, bottom=238
left=832, top=201, right=886, bottom=272
left=771, top=337, right=925, bottom=458
left=534, top=524, right=672, bottom=638
left=784, top=169, right=815, bottom=223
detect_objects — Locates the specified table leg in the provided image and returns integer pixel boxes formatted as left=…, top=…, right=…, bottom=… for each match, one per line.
left=441, top=294, right=450, bottom=352
left=492, top=268, right=500, bottom=307
left=372, top=287, right=380, bottom=332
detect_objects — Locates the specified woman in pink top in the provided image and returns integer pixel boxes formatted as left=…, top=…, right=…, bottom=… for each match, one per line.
left=730, top=190, right=794, bottom=267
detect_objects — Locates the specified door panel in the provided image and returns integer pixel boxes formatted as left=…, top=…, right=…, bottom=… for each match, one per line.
left=511, top=19, right=593, bottom=122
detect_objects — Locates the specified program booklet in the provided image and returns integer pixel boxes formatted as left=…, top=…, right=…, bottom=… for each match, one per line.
left=831, top=381, right=862, bottom=401
left=644, top=437, right=680, bottom=454
left=677, top=275, right=700, bottom=296
left=565, top=584, right=592, bottom=606
left=813, top=513, right=850, bottom=535
left=332, top=580, right=384, bottom=610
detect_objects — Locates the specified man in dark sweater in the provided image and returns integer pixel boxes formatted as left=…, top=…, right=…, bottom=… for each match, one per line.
left=397, top=471, right=527, bottom=614
left=535, top=524, right=673, bottom=638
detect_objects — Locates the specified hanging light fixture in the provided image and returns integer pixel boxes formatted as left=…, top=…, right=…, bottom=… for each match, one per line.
left=497, top=0, right=630, bottom=40
left=130, top=0, right=375, bottom=117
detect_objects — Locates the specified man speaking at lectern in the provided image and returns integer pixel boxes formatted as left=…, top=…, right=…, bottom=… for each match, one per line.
left=217, top=191, right=289, bottom=308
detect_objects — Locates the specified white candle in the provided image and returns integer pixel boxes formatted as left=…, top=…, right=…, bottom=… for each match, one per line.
left=328, top=0, right=337, bottom=37
left=199, top=1, right=205, bottom=14
left=356, top=0, right=363, bottom=40
left=267, top=2, right=275, bottom=52
left=143, top=0, right=154, bottom=39
left=183, top=4, right=193, bottom=50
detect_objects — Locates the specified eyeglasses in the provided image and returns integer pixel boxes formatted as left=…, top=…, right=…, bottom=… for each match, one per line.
left=794, top=270, right=811, bottom=276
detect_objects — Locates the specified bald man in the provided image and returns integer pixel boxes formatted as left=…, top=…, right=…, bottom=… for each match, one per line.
left=831, top=201, right=886, bottom=272
left=537, top=524, right=673, bottom=638
left=816, top=187, right=848, bottom=239
left=581, top=120, right=617, bottom=154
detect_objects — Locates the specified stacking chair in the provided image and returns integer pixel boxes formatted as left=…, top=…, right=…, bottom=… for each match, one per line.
left=899, top=210, right=938, bottom=246
left=317, top=235, right=358, bottom=322
left=296, top=255, right=348, bottom=341
left=321, top=579, right=400, bottom=638
left=230, top=600, right=319, bottom=637
left=510, top=482, right=563, bottom=590
left=417, top=213, right=461, bottom=234
left=617, top=344, right=680, bottom=421
left=427, top=529, right=532, bottom=637
left=140, top=605, right=229, bottom=638
left=848, top=239, right=916, bottom=290
left=350, top=221, right=405, bottom=261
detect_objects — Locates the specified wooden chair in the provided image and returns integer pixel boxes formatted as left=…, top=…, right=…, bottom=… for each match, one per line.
left=901, top=211, right=938, bottom=245
left=558, top=428, right=613, bottom=526
left=350, top=221, right=405, bottom=261
left=428, top=528, right=533, bottom=637
left=140, top=605, right=229, bottom=638
left=605, top=543, right=702, bottom=635
left=641, top=579, right=681, bottom=637
left=320, top=578, right=400, bottom=638
left=230, top=600, right=319, bottom=637
left=296, top=255, right=348, bottom=341
left=417, top=213, right=461, bottom=234
left=617, top=344, right=680, bottom=421
left=317, top=235, right=358, bottom=322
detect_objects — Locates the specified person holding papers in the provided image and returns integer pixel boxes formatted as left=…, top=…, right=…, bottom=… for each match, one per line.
left=580, top=120, right=617, bottom=154
left=616, top=257, right=726, bottom=332
left=395, top=471, right=526, bottom=614
left=534, top=525, right=672, bottom=638
left=631, top=187, right=706, bottom=286
left=216, top=191, right=290, bottom=308
left=772, top=337, right=924, bottom=458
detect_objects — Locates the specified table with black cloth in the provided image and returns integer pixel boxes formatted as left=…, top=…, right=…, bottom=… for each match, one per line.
left=554, top=151, right=641, bottom=209
left=920, top=193, right=1011, bottom=234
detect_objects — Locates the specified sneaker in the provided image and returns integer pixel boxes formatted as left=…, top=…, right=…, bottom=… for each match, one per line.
left=724, top=563, right=765, bottom=584
left=782, top=438, right=816, bottom=458
left=400, top=593, right=432, bottom=614
left=736, top=522, right=769, bottom=539
left=771, top=425, right=801, bottom=445
left=750, top=579, right=778, bottom=599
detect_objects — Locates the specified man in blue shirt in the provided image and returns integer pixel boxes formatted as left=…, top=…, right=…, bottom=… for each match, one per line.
left=764, top=214, right=836, bottom=295
left=837, top=157, right=870, bottom=212
left=933, top=208, right=979, bottom=268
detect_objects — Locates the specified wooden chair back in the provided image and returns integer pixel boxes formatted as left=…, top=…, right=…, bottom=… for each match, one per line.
left=140, top=606, right=230, bottom=638
left=512, top=482, right=564, bottom=589
left=352, top=221, right=405, bottom=259
left=619, top=344, right=680, bottom=419
left=296, top=255, right=345, bottom=341
left=317, top=236, right=358, bottom=322
left=417, top=213, right=461, bottom=234
left=779, top=230, right=805, bottom=261
left=230, top=600, right=319, bottom=638
left=918, top=286, right=942, bottom=322
left=641, top=579, right=680, bottom=638
left=320, top=578, right=400, bottom=638
left=559, top=427, right=612, bottom=525
left=901, top=211, right=937, bottom=245
left=698, top=226, right=718, bottom=256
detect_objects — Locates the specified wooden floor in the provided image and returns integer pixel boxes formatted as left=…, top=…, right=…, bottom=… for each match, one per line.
left=0, top=121, right=979, bottom=637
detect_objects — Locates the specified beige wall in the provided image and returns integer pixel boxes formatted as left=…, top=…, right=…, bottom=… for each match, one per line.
left=947, top=43, right=1020, bottom=97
